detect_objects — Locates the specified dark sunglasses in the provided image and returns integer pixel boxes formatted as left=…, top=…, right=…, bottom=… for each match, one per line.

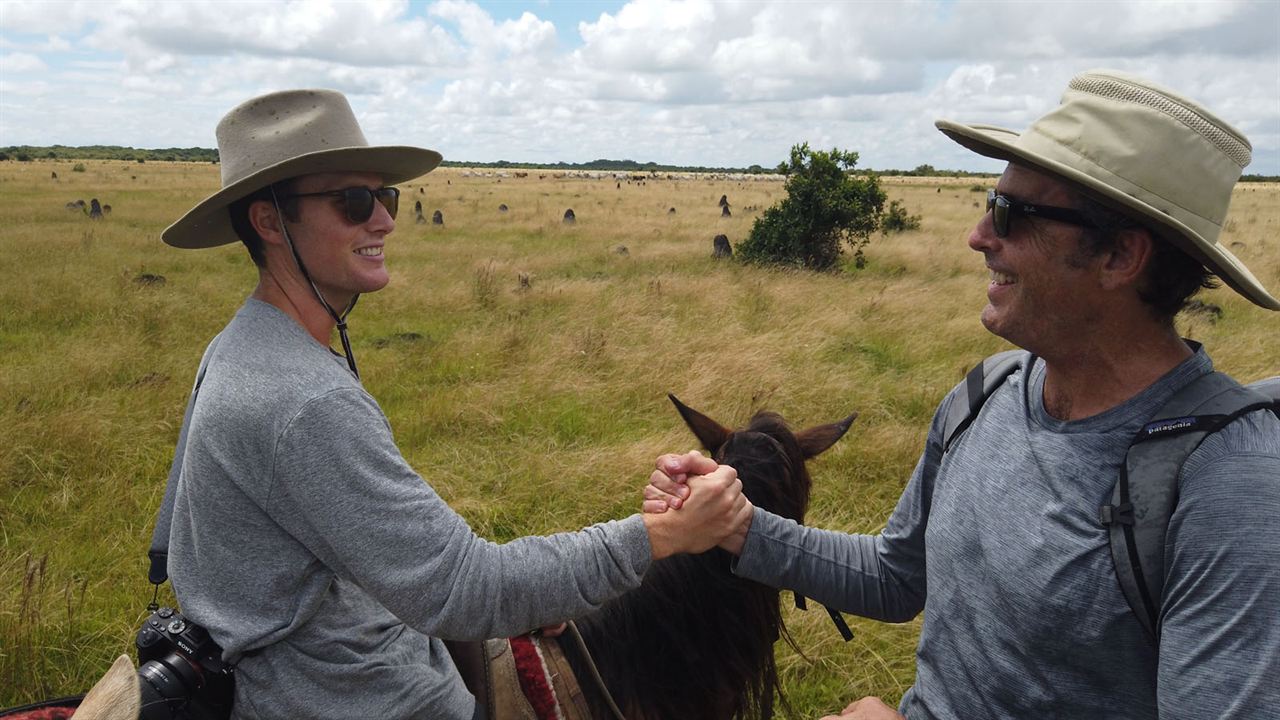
left=283, top=186, right=400, bottom=223
left=986, top=189, right=1096, bottom=238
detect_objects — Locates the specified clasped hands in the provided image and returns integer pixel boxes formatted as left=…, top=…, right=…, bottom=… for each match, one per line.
left=640, top=450, right=754, bottom=560
left=639, top=455, right=900, bottom=720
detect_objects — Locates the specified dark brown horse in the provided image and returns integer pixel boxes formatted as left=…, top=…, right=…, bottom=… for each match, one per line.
left=558, top=395, right=857, bottom=720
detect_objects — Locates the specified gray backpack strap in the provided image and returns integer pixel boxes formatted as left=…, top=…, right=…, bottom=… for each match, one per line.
left=943, top=350, right=1027, bottom=453
left=1101, top=370, right=1278, bottom=642
left=1250, top=377, right=1280, bottom=413
left=148, top=335, right=222, bottom=585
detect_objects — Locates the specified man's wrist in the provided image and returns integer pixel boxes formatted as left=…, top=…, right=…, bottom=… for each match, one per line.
left=642, top=511, right=677, bottom=560
left=721, top=508, right=753, bottom=555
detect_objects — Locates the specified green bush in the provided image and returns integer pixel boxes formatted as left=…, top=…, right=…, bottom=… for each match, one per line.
left=882, top=200, right=921, bottom=233
left=72, top=163, right=86, bottom=173
left=737, top=143, right=886, bottom=270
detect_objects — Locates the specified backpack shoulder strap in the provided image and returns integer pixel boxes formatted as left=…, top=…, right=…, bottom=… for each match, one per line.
left=942, top=349, right=1027, bottom=453
left=1247, top=376, right=1280, bottom=417
left=1101, top=370, right=1277, bottom=642
left=147, top=334, right=222, bottom=585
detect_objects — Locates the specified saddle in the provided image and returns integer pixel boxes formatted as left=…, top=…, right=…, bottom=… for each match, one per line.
left=448, top=634, right=593, bottom=720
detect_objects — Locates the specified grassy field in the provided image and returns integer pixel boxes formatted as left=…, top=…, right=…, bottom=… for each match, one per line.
left=1, top=159, right=1277, bottom=715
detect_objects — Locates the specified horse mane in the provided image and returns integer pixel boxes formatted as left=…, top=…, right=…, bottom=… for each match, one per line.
left=563, top=408, right=837, bottom=720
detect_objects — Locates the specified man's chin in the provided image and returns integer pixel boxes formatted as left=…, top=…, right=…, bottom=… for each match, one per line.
left=359, top=274, right=391, bottom=294
left=979, top=306, right=1000, bottom=335
left=980, top=308, right=1018, bottom=345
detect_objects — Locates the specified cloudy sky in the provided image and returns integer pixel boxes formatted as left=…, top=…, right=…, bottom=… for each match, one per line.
left=2, top=0, right=1278, bottom=173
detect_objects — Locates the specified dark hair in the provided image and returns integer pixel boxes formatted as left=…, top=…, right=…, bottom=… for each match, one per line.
left=228, top=180, right=299, bottom=268
left=1070, top=193, right=1218, bottom=321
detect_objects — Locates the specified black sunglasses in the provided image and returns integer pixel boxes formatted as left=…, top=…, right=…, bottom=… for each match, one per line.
left=986, top=189, right=1096, bottom=238
left=283, top=186, right=400, bottom=223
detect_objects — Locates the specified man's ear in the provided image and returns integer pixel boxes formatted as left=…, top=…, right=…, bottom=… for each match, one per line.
left=1099, top=226, right=1154, bottom=291
left=248, top=199, right=285, bottom=246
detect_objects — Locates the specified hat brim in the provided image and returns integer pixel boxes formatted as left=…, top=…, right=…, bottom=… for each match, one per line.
left=162, top=145, right=442, bottom=249
left=936, top=120, right=1279, bottom=311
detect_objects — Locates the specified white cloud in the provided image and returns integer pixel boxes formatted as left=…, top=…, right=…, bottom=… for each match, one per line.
left=80, top=0, right=462, bottom=68
left=0, top=0, right=1275, bottom=173
left=1, top=50, right=47, bottom=73
left=577, top=0, right=721, bottom=72
left=0, top=1, right=94, bottom=35
left=429, top=1, right=557, bottom=59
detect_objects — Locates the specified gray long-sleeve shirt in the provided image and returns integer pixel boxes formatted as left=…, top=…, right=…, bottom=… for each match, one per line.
left=168, top=299, right=652, bottom=720
left=735, top=349, right=1280, bottom=718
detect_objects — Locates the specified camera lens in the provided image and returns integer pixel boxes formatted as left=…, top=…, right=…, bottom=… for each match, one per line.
left=137, top=671, right=180, bottom=720
left=137, top=653, right=202, bottom=720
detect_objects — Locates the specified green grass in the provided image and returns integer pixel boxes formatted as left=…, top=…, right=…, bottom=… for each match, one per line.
left=2, top=161, right=1278, bottom=715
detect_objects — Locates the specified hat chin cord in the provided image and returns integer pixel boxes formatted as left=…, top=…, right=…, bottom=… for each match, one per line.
left=271, top=187, right=361, bottom=379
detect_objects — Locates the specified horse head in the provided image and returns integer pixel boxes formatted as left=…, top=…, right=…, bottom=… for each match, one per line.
left=668, top=393, right=856, bottom=524
left=563, top=396, right=857, bottom=720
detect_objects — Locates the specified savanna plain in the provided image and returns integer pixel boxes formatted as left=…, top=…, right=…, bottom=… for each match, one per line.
left=2, top=159, right=1277, bottom=715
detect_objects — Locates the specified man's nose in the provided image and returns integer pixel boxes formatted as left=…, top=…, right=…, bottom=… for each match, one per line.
left=968, top=211, right=998, bottom=253
left=368, top=197, right=396, bottom=232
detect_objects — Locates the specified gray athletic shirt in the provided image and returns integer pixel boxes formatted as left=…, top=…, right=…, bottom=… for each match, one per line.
left=734, top=348, right=1280, bottom=718
left=168, top=299, right=652, bottom=719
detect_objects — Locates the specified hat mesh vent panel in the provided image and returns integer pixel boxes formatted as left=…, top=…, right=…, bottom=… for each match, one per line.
left=1068, top=76, right=1252, bottom=168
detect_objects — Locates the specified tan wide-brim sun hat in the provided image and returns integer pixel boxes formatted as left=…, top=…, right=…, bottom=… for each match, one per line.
left=163, top=89, right=442, bottom=249
left=936, top=69, right=1279, bottom=311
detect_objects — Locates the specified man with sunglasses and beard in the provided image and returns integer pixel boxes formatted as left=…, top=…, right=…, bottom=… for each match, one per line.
left=648, top=70, right=1280, bottom=719
left=158, top=89, right=751, bottom=720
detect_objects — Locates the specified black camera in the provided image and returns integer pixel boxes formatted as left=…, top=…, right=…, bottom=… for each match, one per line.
left=135, top=607, right=235, bottom=720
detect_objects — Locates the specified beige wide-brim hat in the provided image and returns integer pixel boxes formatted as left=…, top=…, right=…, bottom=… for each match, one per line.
left=163, top=89, right=442, bottom=249
left=936, top=69, right=1279, bottom=311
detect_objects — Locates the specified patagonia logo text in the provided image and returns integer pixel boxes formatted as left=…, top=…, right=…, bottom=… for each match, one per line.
left=1142, top=417, right=1198, bottom=437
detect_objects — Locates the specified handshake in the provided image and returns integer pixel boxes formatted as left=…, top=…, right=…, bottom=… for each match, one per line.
left=639, top=450, right=754, bottom=561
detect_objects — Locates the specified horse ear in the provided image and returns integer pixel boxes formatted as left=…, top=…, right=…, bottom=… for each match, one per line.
left=795, top=412, right=858, bottom=458
left=668, top=394, right=731, bottom=455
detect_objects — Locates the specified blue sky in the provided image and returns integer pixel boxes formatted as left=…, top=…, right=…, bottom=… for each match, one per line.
left=475, top=0, right=623, bottom=43
left=1, top=1, right=1277, bottom=173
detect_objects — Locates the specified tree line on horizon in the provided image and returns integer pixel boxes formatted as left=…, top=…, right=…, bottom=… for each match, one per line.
left=0, top=144, right=993, bottom=178
left=3, top=145, right=1277, bottom=182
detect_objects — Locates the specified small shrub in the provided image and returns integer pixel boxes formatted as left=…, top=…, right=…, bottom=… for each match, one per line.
left=72, top=163, right=86, bottom=173
left=737, top=143, right=886, bottom=270
left=882, top=200, right=922, bottom=234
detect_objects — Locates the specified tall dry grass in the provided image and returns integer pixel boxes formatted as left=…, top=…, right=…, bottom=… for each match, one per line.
left=1, top=160, right=1277, bottom=714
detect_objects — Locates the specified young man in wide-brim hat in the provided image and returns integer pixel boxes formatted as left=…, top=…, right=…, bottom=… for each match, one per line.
left=157, top=89, right=751, bottom=719
left=652, top=70, right=1279, bottom=720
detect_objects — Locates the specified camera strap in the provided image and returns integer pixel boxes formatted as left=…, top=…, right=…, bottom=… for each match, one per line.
left=148, top=333, right=224, bottom=588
